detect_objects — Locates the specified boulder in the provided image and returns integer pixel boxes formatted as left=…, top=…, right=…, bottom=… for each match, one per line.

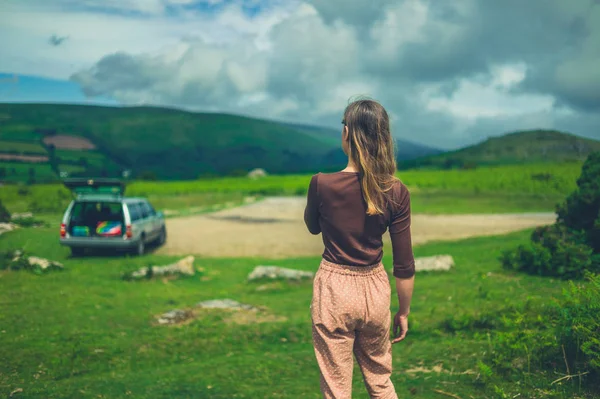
left=156, top=309, right=194, bottom=325
left=126, top=256, right=195, bottom=280
left=197, top=299, right=259, bottom=311
left=27, top=256, right=64, bottom=271
left=390, top=255, right=454, bottom=273
left=247, top=168, right=267, bottom=179
left=11, top=212, right=33, bottom=219
left=247, top=266, right=314, bottom=281
left=0, top=223, right=17, bottom=236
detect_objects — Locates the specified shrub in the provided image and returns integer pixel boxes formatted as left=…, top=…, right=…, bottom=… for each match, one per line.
left=501, top=152, right=600, bottom=279
left=0, top=199, right=10, bottom=223
left=558, top=272, right=600, bottom=380
left=557, top=151, right=600, bottom=252
left=501, top=224, right=599, bottom=279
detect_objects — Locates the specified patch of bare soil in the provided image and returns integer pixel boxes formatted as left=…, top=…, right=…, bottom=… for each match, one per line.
left=43, top=134, right=96, bottom=150
left=157, top=197, right=555, bottom=258
left=0, top=154, right=48, bottom=162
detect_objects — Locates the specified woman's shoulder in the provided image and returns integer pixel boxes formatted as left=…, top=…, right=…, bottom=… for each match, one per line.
left=388, top=178, right=410, bottom=210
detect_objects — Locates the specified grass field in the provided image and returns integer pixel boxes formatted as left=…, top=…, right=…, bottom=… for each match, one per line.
left=0, top=162, right=57, bottom=183
left=0, top=125, right=41, bottom=142
left=0, top=162, right=581, bottom=216
left=0, top=140, right=47, bottom=154
left=1, top=225, right=595, bottom=399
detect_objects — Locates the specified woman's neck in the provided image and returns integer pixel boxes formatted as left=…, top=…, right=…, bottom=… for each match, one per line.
left=341, top=161, right=359, bottom=173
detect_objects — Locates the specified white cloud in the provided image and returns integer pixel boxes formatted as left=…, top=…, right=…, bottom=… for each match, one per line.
left=1, top=0, right=599, bottom=148
left=422, top=64, right=555, bottom=120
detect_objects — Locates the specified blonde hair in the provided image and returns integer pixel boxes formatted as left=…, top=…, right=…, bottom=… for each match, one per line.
left=343, top=97, right=399, bottom=215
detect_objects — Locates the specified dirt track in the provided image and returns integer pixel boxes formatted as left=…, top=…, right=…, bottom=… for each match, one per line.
left=157, top=197, right=555, bottom=258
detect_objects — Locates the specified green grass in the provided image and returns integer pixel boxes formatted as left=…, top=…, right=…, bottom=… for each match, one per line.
left=0, top=103, right=348, bottom=179
left=0, top=225, right=595, bottom=398
left=55, top=150, right=106, bottom=163
left=0, top=162, right=581, bottom=215
left=0, top=162, right=57, bottom=183
left=0, top=140, right=47, bottom=154
left=0, top=125, right=40, bottom=141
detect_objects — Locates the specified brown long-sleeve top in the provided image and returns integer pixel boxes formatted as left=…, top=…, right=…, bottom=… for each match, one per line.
left=304, top=171, right=415, bottom=279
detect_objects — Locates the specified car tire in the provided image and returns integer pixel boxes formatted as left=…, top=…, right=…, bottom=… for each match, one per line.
left=134, top=239, right=145, bottom=256
left=157, top=227, right=166, bottom=246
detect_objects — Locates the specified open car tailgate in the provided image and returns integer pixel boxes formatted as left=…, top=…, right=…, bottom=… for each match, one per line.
left=63, top=178, right=126, bottom=197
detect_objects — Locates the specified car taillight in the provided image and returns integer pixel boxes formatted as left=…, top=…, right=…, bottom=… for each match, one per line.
left=126, top=225, right=132, bottom=238
left=60, top=223, right=66, bottom=238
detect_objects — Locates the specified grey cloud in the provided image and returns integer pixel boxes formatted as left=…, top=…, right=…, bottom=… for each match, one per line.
left=70, top=0, right=600, bottom=148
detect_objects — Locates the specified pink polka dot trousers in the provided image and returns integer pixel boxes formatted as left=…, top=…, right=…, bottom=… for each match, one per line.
left=311, top=259, right=398, bottom=399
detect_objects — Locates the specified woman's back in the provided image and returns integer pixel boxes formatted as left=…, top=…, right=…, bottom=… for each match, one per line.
left=305, top=170, right=415, bottom=279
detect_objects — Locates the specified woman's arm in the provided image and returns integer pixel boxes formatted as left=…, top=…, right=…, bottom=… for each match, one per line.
left=304, top=174, right=321, bottom=235
left=389, top=185, right=416, bottom=342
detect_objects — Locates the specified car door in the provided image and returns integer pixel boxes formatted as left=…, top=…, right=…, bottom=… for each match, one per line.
left=137, top=201, right=152, bottom=241
left=144, top=201, right=161, bottom=238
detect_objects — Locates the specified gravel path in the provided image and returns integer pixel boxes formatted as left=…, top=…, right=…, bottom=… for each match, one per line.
left=156, top=197, right=555, bottom=258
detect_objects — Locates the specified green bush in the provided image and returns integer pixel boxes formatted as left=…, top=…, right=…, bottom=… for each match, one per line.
left=0, top=199, right=10, bottom=222
left=558, top=272, right=600, bottom=380
left=487, top=273, right=600, bottom=389
left=501, top=152, right=600, bottom=279
left=557, top=151, right=600, bottom=252
left=501, top=224, right=599, bottom=279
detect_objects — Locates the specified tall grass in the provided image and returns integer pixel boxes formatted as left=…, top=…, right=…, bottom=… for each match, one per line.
left=0, top=162, right=582, bottom=214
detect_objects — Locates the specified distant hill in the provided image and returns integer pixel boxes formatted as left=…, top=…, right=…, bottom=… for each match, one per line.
left=0, top=103, right=440, bottom=183
left=399, top=130, right=600, bottom=170
left=282, top=122, right=443, bottom=162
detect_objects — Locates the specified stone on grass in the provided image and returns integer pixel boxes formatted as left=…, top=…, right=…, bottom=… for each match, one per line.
left=5, top=251, right=63, bottom=273
left=27, top=256, right=64, bottom=271
left=416, top=255, right=454, bottom=271
left=0, top=223, right=18, bottom=236
left=196, top=299, right=259, bottom=311
left=156, top=309, right=194, bottom=325
left=390, top=255, right=454, bottom=274
left=247, top=168, right=267, bottom=179
left=11, top=212, right=33, bottom=219
left=247, top=266, right=314, bottom=281
left=126, top=256, right=195, bottom=280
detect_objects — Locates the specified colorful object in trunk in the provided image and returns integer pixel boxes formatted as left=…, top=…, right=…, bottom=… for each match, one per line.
left=72, top=226, right=90, bottom=237
left=96, top=221, right=123, bottom=237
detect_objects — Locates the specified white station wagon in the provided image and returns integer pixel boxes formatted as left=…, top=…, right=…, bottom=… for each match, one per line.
left=59, top=178, right=166, bottom=256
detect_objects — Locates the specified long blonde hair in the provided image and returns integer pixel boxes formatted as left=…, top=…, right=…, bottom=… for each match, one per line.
left=343, top=98, right=399, bottom=215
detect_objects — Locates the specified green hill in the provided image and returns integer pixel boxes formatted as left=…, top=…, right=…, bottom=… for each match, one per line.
left=399, top=130, right=600, bottom=170
left=0, top=103, right=442, bottom=183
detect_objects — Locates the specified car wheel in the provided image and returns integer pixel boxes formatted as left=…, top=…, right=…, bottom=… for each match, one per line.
left=157, top=228, right=166, bottom=246
left=135, top=239, right=145, bottom=256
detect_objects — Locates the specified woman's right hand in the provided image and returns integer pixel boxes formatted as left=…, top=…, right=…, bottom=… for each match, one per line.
left=392, top=312, right=408, bottom=344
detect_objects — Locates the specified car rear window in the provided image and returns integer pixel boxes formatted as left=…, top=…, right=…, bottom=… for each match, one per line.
left=68, top=201, right=124, bottom=237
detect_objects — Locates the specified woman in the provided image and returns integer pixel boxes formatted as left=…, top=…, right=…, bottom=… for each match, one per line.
left=304, top=98, right=415, bottom=399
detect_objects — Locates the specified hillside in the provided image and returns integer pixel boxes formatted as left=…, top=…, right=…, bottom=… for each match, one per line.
left=399, top=129, right=600, bottom=169
left=0, top=103, right=440, bottom=183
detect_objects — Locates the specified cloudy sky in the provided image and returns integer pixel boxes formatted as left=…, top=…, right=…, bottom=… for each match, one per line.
left=1, top=0, right=599, bottom=149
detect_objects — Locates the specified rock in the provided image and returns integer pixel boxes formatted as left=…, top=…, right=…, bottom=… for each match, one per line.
left=247, top=266, right=314, bottom=281
left=196, top=299, right=259, bottom=311
left=416, top=255, right=454, bottom=271
left=11, top=212, right=33, bottom=219
left=247, top=168, right=267, bottom=179
left=0, top=223, right=17, bottom=236
left=390, top=255, right=454, bottom=274
left=127, top=256, right=195, bottom=280
left=156, top=309, right=194, bottom=325
left=27, top=256, right=64, bottom=270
